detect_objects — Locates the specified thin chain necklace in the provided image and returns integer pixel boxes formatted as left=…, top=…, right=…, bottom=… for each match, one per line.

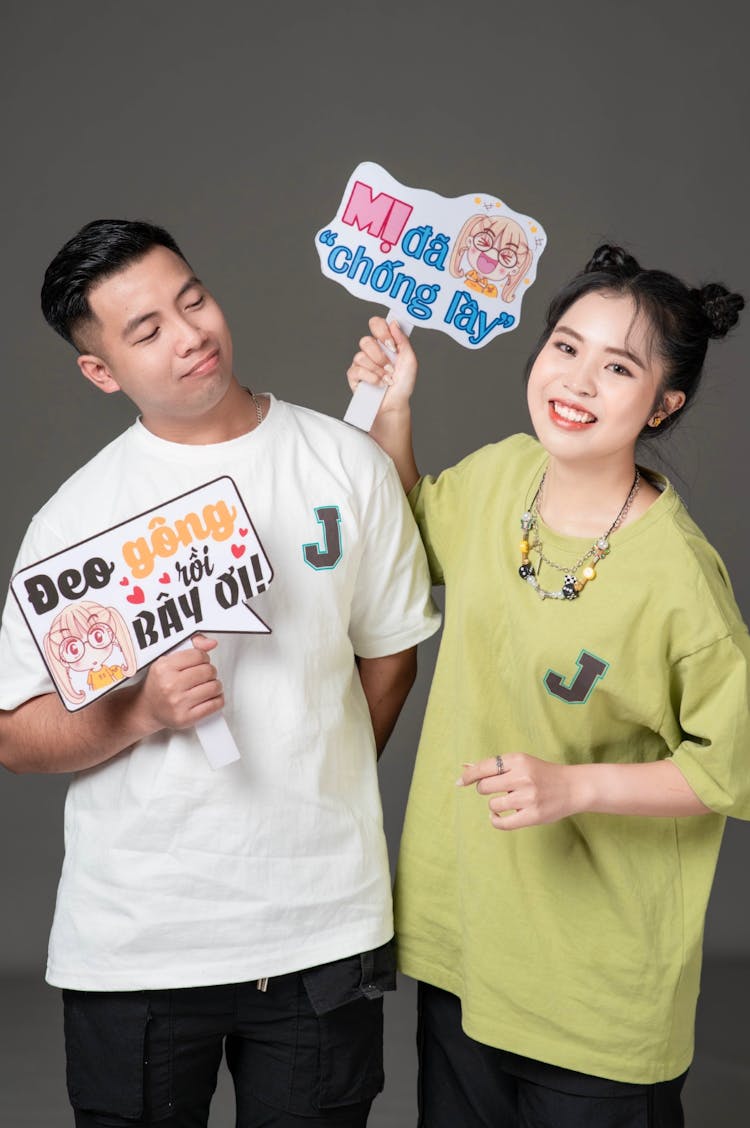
left=518, top=468, right=641, bottom=601
left=247, top=389, right=264, bottom=428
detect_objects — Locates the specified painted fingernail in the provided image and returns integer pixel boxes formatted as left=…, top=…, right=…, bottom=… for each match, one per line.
left=384, top=339, right=395, bottom=352
left=384, top=363, right=394, bottom=374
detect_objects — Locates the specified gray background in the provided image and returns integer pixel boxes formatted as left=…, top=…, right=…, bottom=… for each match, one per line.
left=1, top=1, right=748, bottom=1124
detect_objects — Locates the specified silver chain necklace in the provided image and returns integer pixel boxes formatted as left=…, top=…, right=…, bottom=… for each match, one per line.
left=246, top=389, right=264, bottom=428
left=518, top=468, right=641, bottom=601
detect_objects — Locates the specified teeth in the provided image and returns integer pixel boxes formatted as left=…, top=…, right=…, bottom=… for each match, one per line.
left=553, top=402, right=595, bottom=424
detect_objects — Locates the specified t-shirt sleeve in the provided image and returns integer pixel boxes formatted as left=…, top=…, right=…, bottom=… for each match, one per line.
left=669, top=629, right=750, bottom=819
left=408, top=437, right=539, bottom=587
left=408, top=465, right=463, bottom=587
left=0, top=515, right=65, bottom=711
left=348, top=461, right=441, bottom=660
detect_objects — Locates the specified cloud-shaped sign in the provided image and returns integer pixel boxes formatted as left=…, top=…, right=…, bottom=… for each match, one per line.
left=12, top=477, right=272, bottom=712
left=316, top=161, right=547, bottom=349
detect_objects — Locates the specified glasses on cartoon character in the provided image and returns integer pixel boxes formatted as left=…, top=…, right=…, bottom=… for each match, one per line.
left=449, top=215, right=533, bottom=303
left=43, top=600, right=138, bottom=707
left=469, top=231, right=520, bottom=269
left=57, top=622, right=115, bottom=663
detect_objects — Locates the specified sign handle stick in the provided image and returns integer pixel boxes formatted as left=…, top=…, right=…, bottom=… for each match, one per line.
left=194, top=710, right=241, bottom=770
left=343, top=308, right=413, bottom=432
left=177, top=639, right=241, bottom=769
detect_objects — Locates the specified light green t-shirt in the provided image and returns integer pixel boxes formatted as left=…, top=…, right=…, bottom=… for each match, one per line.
left=396, top=433, right=750, bottom=1084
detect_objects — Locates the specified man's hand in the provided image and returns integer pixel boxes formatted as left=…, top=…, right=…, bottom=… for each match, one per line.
left=131, top=635, right=224, bottom=733
left=0, top=635, right=224, bottom=775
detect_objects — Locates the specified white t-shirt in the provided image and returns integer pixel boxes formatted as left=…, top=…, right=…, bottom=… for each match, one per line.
left=0, top=397, right=440, bottom=990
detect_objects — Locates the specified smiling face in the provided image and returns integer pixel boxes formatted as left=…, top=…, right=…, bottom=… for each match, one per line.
left=526, top=290, right=685, bottom=468
left=76, top=245, right=236, bottom=439
left=465, top=219, right=524, bottom=283
left=467, top=227, right=518, bottom=282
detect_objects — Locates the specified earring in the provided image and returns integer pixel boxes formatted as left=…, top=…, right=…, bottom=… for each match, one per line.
left=649, top=414, right=663, bottom=428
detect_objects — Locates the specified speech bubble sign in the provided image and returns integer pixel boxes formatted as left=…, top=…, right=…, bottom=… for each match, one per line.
left=11, top=477, right=273, bottom=714
left=316, top=161, right=547, bottom=350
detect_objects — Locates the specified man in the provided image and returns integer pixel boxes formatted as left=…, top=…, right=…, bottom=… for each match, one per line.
left=0, top=220, right=440, bottom=1127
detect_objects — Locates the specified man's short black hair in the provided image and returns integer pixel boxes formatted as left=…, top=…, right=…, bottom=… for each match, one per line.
left=41, top=219, right=189, bottom=349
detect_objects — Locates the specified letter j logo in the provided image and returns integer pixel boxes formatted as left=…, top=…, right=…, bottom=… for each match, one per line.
left=303, top=506, right=343, bottom=570
left=544, top=649, right=609, bottom=704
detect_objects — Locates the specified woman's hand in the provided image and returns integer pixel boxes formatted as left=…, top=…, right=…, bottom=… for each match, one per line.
left=458, top=753, right=588, bottom=830
left=457, top=753, right=711, bottom=826
left=345, top=316, right=421, bottom=492
left=347, top=317, right=418, bottom=413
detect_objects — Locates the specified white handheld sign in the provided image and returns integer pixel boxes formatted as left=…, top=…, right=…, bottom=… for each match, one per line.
left=11, top=477, right=273, bottom=768
left=316, top=161, right=548, bottom=428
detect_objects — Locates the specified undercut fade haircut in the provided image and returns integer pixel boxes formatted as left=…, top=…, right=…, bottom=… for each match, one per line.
left=41, top=219, right=189, bottom=350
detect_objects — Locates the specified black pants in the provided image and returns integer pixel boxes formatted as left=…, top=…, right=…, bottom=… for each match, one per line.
left=62, top=945, right=395, bottom=1127
left=417, top=983, right=687, bottom=1128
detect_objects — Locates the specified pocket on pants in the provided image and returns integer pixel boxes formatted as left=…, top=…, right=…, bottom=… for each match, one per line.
left=63, top=989, right=169, bottom=1122
left=316, top=995, right=385, bottom=1109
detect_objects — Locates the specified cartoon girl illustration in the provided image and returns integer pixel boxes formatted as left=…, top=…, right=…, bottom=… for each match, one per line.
left=43, top=600, right=138, bottom=706
left=449, top=214, right=533, bottom=301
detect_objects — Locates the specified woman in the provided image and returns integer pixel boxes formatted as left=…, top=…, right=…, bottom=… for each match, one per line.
left=347, top=245, right=748, bottom=1127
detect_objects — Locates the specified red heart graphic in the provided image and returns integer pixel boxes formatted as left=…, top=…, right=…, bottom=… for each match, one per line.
left=239, top=527, right=248, bottom=537
left=158, top=573, right=170, bottom=584
left=126, top=587, right=145, bottom=604
left=119, top=577, right=129, bottom=586
left=231, top=544, right=246, bottom=559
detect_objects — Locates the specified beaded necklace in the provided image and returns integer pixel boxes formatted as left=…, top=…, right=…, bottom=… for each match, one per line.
left=518, top=468, right=641, bottom=601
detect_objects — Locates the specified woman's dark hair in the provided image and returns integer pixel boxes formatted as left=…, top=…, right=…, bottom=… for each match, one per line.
left=41, top=219, right=189, bottom=349
left=525, top=244, right=744, bottom=437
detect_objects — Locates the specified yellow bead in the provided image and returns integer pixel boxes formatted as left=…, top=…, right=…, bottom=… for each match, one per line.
left=574, top=581, right=583, bottom=592
left=520, top=540, right=529, bottom=555
left=582, top=565, right=597, bottom=581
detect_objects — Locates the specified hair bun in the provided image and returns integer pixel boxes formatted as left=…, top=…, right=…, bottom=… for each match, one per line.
left=692, top=283, right=745, bottom=339
left=584, top=244, right=641, bottom=278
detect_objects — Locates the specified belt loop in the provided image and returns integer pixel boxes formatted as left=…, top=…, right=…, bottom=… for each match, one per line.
left=359, top=950, right=375, bottom=991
